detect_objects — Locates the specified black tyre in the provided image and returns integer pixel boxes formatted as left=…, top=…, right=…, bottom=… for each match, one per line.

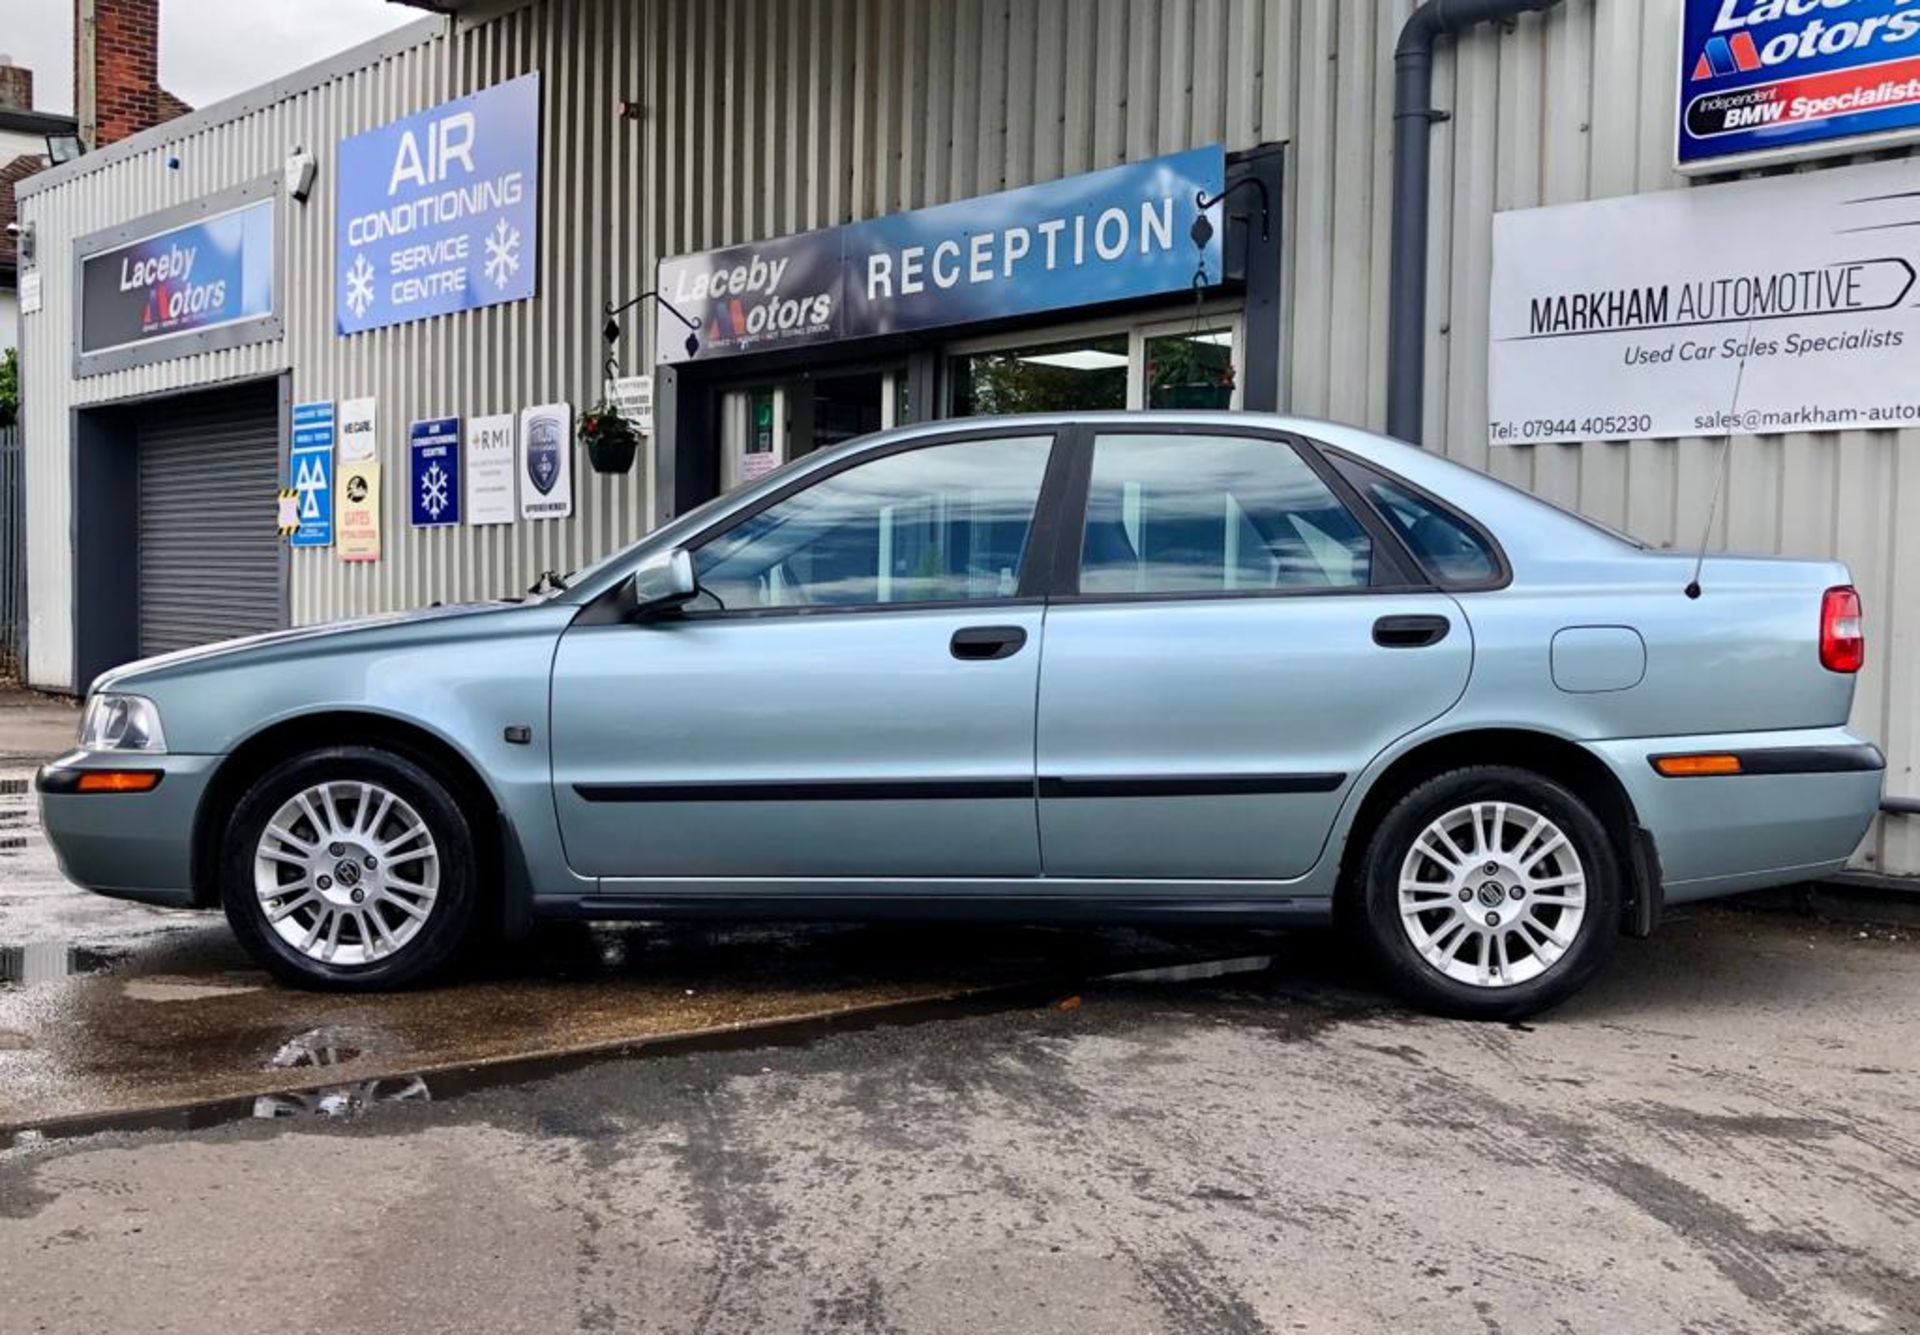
left=220, top=745, right=480, bottom=990
left=1355, top=765, right=1620, bottom=1020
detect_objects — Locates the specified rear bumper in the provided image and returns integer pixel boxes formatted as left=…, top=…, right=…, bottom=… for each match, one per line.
left=35, top=750, right=218, bottom=908
left=1591, top=727, right=1883, bottom=904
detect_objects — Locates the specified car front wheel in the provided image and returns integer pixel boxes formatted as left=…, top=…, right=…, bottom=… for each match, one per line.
left=1356, top=766, right=1621, bottom=1020
left=220, top=745, right=479, bottom=990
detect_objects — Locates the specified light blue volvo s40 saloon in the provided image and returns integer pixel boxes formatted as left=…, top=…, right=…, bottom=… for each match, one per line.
left=38, top=414, right=1883, bottom=1017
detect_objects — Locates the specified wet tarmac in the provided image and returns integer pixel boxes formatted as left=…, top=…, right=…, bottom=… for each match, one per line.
left=0, top=764, right=1287, bottom=1140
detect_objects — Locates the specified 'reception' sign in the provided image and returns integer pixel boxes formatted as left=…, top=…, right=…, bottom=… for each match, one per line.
left=1489, top=157, right=1920, bottom=443
left=656, top=147, right=1225, bottom=363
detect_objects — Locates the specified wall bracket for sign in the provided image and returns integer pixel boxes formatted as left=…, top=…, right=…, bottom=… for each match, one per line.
left=1193, top=176, right=1271, bottom=244
left=602, top=289, right=701, bottom=371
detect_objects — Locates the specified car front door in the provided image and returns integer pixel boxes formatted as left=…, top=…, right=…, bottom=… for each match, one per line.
left=549, top=431, right=1059, bottom=884
left=1035, top=428, right=1473, bottom=883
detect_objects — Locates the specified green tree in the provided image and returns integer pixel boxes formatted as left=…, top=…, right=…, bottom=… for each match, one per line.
left=0, top=346, right=17, bottom=430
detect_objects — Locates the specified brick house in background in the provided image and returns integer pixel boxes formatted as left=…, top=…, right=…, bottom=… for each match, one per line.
left=0, top=63, right=78, bottom=358
left=1, top=0, right=190, bottom=355
left=75, top=0, right=191, bottom=151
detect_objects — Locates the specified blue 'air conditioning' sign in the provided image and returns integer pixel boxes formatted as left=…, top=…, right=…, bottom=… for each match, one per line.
left=1679, top=0, right=1920, bottom=169
left=657, top=146, right=1226, bottom=363
left=335, top=73, right=540, bottom=334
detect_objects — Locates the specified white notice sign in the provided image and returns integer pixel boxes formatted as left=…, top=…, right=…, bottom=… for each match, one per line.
left=339, top=396, right=379, bottom=462
left=1490, top=157, right=1920, bottom=445
left=466, top=413, right=516, bottom=525
left=519, top=402, right=573, bottom=520
left=18, top=270, right=41, bottom=315
left=611, top=374, right=654, bottom=435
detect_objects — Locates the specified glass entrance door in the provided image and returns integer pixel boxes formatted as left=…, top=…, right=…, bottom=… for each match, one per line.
left=720, top=387, right=784, bottom=492
left=720, top=368, right=905, bottom=492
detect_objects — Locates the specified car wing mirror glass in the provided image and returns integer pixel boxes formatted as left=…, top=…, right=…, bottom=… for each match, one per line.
left=629, top=547, right=699, bottom=618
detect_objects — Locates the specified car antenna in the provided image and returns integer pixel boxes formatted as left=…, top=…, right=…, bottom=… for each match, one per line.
left=1683, top=318, right=1758, bottom=601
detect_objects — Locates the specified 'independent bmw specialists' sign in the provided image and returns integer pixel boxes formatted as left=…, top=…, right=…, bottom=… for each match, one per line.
left=78, top=197, right=275, bottom=368
left=1679, top=0, right=1920, bottom=169
left=1489, top=157, right=1920, bottom=444
left=657, top=147, right=1225, bottom=363
left=336, top=73, right=539, bottom=335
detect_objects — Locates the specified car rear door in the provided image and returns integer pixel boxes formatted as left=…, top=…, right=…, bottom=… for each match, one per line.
left=1034, top=426, right=1472, bottom=883
left=549, top=430, right=1062, bottom=884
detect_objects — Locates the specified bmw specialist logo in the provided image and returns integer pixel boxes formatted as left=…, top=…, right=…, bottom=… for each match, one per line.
left=526, top=414, right=563, bottom=495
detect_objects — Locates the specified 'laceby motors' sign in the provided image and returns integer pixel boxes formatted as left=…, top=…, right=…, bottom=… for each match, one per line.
left=657, top=147, right=1225, bottom=363
left=1489, top=157, right=1920, bottom=444
left=1680, top=0, right=1920, bottom=168
left=79, top=199, right=275, bottom=358
left=335, top=74, right=540, bottom=335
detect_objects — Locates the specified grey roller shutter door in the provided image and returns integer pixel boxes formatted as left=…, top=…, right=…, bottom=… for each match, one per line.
left=137, top=385, right=284, bottom=657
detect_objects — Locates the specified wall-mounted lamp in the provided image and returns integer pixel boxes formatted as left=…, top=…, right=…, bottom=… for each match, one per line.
left=44, top=132, right=84, bottom=166
left=603, top=289, right=701, bottom=364
left=284, top=147, right=317, bottom=204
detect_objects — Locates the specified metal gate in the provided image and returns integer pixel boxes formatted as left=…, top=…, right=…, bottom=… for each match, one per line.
left=136, top=385, right=284, bottom=657
left=0, top=424, right=23, bottom=679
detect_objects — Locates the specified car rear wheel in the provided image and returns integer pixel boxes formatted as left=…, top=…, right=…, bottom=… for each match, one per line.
left=1356, top=766, right=1620, bottom=1020
left=220, top=746, right=479, bottom=990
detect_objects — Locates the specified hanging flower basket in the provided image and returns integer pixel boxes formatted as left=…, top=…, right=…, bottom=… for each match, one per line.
left=1151, top=357, right=1237, bottom=410
left=1156, top=381, right=1235, bottom=410
left=579, top=401, right=639, bottom=474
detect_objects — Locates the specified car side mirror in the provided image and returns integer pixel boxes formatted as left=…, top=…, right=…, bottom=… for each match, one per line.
left=629, top=547, right=699, bottom=619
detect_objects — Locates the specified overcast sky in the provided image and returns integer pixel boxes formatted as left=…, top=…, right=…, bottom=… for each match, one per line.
left=6, top=0, right=423, bottom=116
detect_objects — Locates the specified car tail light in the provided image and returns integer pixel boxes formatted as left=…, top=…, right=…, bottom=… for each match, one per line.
left=1820, top=585, right=1864, bottom=674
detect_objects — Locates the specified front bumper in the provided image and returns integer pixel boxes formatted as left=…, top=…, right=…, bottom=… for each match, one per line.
left=1591, top=726, right=1883, bottom=903
left=36, top=750, right=220, bottom=908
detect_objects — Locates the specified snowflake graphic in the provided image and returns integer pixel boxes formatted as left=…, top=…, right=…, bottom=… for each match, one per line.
left=484, top=218, right=522, bottom=290
left=344, top=253, right=376, bottom=318
left=420, top=462, right=451, bottom=520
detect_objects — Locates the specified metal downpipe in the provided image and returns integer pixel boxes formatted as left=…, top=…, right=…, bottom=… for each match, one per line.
left=1386, top=0, right=1565, bottom=444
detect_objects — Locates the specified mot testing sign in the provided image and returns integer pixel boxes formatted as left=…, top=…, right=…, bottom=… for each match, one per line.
left=657, top=147, right=1225, bottom=363
left=1488, top=156, right=1920, bottom=445
left=408, top=418, right=462, bottom=527
left=336, top=73, right=539, bottom=334
left=1680, top=0, right=1920, bottom=168
left=289, top=400, right=335, bottom=548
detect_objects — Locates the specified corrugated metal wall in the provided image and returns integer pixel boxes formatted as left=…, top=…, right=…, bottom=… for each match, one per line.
left=16, top=0, right=1917, bottom=871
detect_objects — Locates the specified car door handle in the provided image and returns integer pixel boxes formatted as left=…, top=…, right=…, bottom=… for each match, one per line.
left=950, top=625, right=1028, bottom=661
left=1373, top=614, right=1451, bottom=648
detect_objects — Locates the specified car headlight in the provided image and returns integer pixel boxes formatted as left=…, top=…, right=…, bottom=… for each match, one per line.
left=79, top=693, right=168, bottom=753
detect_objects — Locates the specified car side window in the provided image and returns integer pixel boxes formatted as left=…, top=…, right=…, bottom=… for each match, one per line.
left=1349, top=468, right=1500, bottom=586
left=692, top=435, right=1052, bottom=610
left=1077, top=433, right=1374, bottom=595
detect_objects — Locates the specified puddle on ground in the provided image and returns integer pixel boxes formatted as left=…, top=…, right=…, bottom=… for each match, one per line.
left=253, top=1075, right=431, bottom=1121
left=1102, top=955, right=1275, bottom=985
left=267, top=1029, right=371, bottom=1071
left=121, top=976, right=264, bottom=1003
left=0, top=943, right=129, bottom=987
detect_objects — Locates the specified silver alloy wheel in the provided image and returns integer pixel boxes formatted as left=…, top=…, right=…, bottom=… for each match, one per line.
left=252, top=781, right=441, bottom=967
left=1396, top=800, right=1588, bottom=988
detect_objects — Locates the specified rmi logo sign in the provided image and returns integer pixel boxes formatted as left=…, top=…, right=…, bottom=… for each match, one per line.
left=335, top=73, right=540, bottom=334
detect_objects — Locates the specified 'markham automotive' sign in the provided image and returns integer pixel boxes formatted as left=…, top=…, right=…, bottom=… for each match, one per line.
left=656, top=147, right=1225, bottom=363
left=1679, top=0, right=1920, bottom=169
left=79, top=199, right=275, bottom=355
left=1489, top=157, right=1920, bottom=444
